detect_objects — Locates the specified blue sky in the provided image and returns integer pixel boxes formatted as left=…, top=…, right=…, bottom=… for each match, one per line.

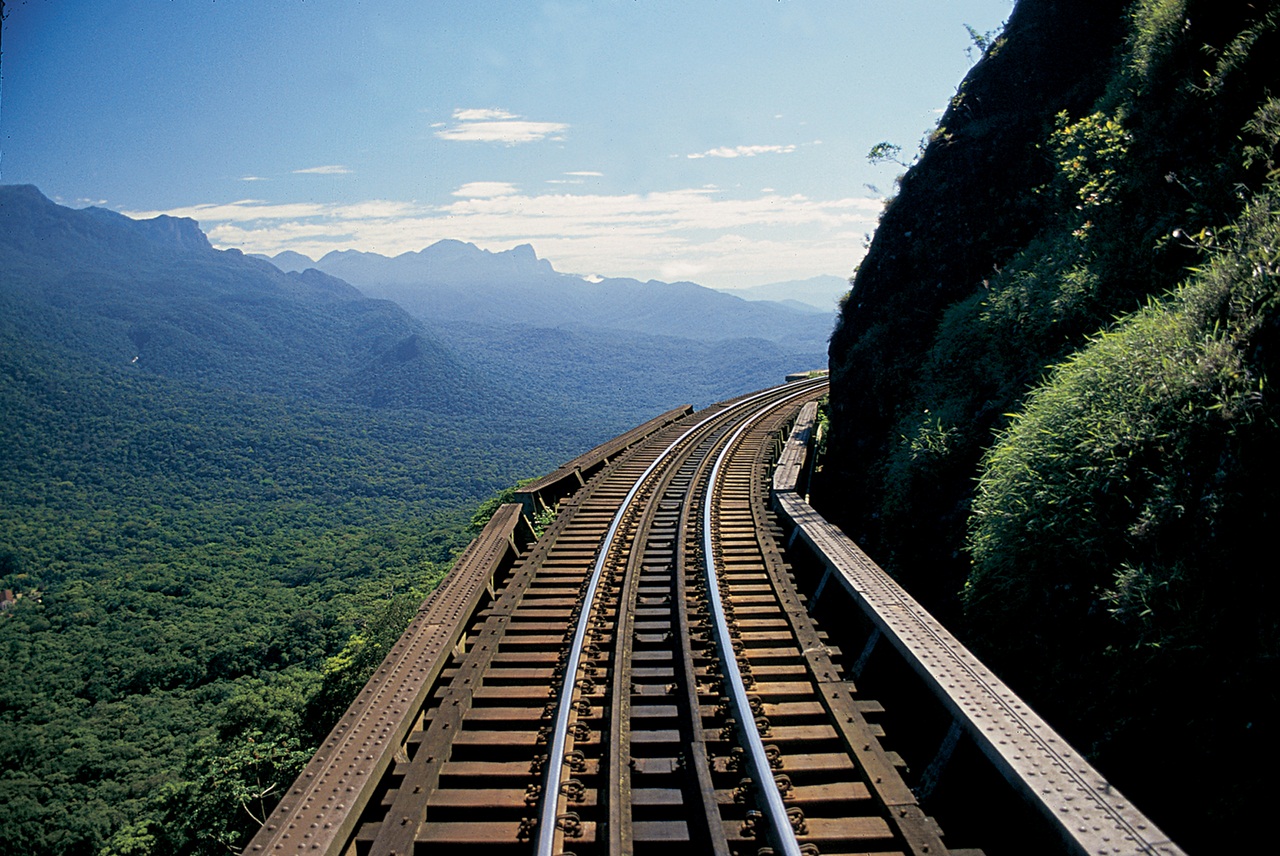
left=1, top=0, right=1012, bottom=289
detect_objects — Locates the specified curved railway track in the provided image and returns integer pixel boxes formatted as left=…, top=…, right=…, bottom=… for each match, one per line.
left=246, top=378, right=962, bottom=855
left=246, top=377, right=1183, bottom=856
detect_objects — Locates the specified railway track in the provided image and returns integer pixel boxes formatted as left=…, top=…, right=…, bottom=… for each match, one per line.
left=246, top=377, right=1183, bottom=856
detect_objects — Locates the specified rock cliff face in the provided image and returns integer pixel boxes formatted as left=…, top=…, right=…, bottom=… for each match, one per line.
left=820, top=2, right=1280, bottom=850
left=132, top=213, right=212, bottom=253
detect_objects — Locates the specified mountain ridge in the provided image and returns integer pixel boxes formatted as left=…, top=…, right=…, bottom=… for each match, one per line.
left=254, top=240, right=834, bottom=351
left=0, top=185, right=496, bottom=415
left=714, top=274, right=849, bottom=312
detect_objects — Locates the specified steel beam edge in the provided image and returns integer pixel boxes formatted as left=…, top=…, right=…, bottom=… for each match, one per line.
left=241, top=503, right=528, bottom=856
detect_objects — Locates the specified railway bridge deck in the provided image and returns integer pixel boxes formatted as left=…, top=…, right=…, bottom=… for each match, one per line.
left=244, top=378, right=1183, bottom=856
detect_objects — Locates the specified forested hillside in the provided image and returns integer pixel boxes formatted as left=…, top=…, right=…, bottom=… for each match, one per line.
left=0, top=186, right=584, bottom=855
left=820, top=2, right=1280, bottom=851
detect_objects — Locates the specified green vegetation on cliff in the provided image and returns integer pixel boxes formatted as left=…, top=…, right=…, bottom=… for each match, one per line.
left=823, top=2, right=1280, bottom=850
left=968, top=190, right=1280, bottom=638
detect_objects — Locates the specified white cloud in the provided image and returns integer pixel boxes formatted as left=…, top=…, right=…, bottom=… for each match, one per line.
left=127, top=187, right=879, bottom=288
left=565, top=171, right=603, bottom=177
left=240, top=175, right=269, bottom=182
left=687, top=144, right=798, bottom=160
left=121, top=198, right=417, bottom=224
left=123, top=199, right=329, bottom=222
left=435, top=108, right=568, bottom=144
left=660, top=260, right=708, bottom=281
left=451, top=108, right=519, bottom=121
left=293, top=165, right=351, bottom=175
left=452, top=181, right=520, bottom=198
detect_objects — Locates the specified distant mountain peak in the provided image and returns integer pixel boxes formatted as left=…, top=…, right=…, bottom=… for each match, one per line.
left=416, top=238, right=478, bottom=254
left=0, top=183, right=213, bottom=259
left=79, top=204, right=211, bottom=254
left=256, top=250, right=318, bottom=272
left=133, top=213, right=212, bottom=253
left=713, top=274, right=849, bottom=312
left=2, top=183, right=49, bottom=203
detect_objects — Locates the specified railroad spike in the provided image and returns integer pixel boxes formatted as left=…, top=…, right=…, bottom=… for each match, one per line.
left=560, top=779, right=586, bottom=802
left=555, top=812, right=583, bottom=837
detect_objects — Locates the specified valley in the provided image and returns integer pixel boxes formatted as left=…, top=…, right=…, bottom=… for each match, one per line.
left=0, top=185, right=831, bottom=855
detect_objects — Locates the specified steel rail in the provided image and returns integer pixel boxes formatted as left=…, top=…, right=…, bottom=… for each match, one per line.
left=606, top=421, right=722, bottom=852
left=701, top=394, right=817, bottom=856
left=672, top=444, right=735, bottom=856
left=535, top=380, right=823, bottom=856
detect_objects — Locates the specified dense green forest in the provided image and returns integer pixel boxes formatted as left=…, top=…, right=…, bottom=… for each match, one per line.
left=0, top=335, right=477, bottom=856
left=0, top=187, right=587, bottom=856
left=822, top=2, right=1279, bottom=850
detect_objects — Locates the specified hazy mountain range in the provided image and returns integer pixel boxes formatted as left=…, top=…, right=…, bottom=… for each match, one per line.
left=719, top=275, right=849, bottom=313
left=261, top=247, right=846, bottom=314
left=0, top=184, right=492, bottom=415
left=255, top=241, right=836, bottom=353
left=252, top=234, right=835, bottom=425
left=3, top=183, right=830, bottom=430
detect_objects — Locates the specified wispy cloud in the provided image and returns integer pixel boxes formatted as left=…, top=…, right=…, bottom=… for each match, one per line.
left=452, top=108, right=517, bottom=121
left=124, top=186, right=878, bottom=288
left=293, top=164, right=351, bottom=175
left=548, top=171, right=603, bottom=186
left=240, top=175, right=269, bottom=182
left=452, top=181, right=520, bottom=198
left=687, top=144, right=798, bottom=160
left=435, top=108, right=568, bottom=144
